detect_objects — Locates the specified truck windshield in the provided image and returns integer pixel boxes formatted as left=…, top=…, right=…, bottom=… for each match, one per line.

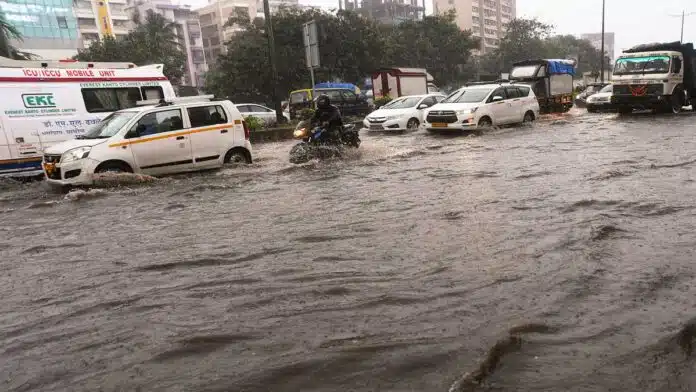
left=510, top=65, right=540, bottom=78
left=614, top=56, right=670, bottom=75
left=442, top=88, right=493, bottom=103
left=79, top=112, right=137, bottom=139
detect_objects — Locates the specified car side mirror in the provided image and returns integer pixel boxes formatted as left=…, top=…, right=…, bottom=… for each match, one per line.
left=492, top=96, right=504, bottom=102
left=126, top=124, right=144, bottom=139
left=418, top=103, right=428, bottom=109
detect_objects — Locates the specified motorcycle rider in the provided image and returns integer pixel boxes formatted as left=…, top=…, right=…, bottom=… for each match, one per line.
left=310, top=94, right=343, bottom=143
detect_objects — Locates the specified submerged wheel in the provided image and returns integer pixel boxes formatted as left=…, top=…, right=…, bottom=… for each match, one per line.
left=224, top=148, right=251, bottom=164
left=94, top=161, right=132, bottom=173
left=523, top=111, right=535, bottom=123
left=669, top=90, right=684, bottom=114
left=478, top=117, right=493, bottom=129
left=406, top=118, right=420, bottom=131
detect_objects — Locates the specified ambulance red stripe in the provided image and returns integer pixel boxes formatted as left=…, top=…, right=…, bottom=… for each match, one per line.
left=0, top=77, right=168, bottom=83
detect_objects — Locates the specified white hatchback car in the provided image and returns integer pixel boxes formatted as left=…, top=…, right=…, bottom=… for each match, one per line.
left=362, top=93, right=445, bottom=132
left=42, top=95, right=253, bottom=186
left=236, top=103, right=290, bottom=125
left=423, top=83, right=540, bottom=131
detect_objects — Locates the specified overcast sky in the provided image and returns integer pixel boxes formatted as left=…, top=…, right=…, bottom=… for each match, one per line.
left=187, top=0, right=695, bottom=58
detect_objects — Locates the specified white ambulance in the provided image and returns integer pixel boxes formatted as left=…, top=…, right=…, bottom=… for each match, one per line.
left=0, top=57, right=176, bottom=177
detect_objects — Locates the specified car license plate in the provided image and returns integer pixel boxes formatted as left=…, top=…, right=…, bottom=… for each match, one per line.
left=432, top=123, right=448, bottom=128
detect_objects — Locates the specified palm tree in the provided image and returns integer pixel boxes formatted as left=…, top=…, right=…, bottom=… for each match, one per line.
left=0, top=11, right=34, bottom=59
left=135, top=10, right=182, bottom=52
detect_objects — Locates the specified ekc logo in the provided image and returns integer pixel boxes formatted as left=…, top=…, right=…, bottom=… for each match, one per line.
left=22, top=93, right=56, bottom=108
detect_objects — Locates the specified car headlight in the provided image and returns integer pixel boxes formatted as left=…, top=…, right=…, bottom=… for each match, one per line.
left=62, top=146, right=91, bottom=163
left=384, top=115, right=401, bottom=121
left=456, top=107, right=477, bottom=115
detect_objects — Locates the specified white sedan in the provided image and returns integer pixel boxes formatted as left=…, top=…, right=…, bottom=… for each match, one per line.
left=236, top=103, right=290, bottom=125
left=362, top=94, right=445, bottom=132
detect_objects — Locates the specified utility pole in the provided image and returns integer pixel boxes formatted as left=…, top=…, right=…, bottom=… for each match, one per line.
left=600, top=0, right=606, bottom=83
left=263, top=0, right=284, bottom=123
left=668, top=10, right=696, bottom=42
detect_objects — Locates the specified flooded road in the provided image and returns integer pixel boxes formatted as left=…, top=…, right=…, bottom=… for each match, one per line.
left=3, top=110, right=696, bottom=391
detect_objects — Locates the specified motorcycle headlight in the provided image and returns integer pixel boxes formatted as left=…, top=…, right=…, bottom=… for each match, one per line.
left=293, top=128, right=307, bottom=138
left=61, top=146, right=91, bottom=163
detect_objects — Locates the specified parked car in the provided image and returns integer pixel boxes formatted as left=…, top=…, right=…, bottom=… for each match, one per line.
left=362, top=93, right=445, bottom=132
left=288, top=88, right=371, bottom=119
left=575, top=82, right=611, bottom=107
left=423, top=82, right=540, bottom=132
left=586, top=84, right=614, bottom=113
left=236, top=103, right=290, bottom=125
left=41, top=95, right=252, bottom=186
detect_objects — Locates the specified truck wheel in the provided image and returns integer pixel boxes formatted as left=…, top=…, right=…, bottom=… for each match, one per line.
left=669, top=90, right=683, bottom=114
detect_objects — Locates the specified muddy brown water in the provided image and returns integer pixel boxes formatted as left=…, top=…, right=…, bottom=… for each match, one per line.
left=3, top=110, right=696, bottom=391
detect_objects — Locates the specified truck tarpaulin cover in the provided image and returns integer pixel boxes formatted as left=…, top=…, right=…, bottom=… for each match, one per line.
left=314, top=82, right=360, bottom=93
left=546, top=60, right=576, bottom=76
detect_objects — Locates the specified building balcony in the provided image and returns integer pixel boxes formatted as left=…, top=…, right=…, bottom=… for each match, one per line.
left=74, top=8, right=95, bottom=18
left=109, top=0, right=127, bottom=4
left=110, top=12, right=131, bottom=21
left=78, top=24, right=99, bottom=34
left=112, top=26, right=130, bottom=35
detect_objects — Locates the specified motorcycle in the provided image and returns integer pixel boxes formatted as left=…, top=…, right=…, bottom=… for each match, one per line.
left=289, top=120, right=361, bottom=164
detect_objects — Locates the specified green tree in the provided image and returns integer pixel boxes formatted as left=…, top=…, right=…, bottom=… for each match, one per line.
left=384, top=10, right=479, bottom=87
left=0, top=11, right=35, bottom=59
left=74, top=10, right=187, bottom=84
left=480, top=17, right=553, bottom=75
left=208, top=7, right=386, bottom=104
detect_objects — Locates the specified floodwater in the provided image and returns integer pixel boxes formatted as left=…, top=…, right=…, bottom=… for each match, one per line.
left=3, top=110, right=696, bottom=391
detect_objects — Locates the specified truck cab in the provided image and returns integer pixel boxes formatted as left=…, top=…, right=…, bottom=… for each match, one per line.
left=610, top=42, right=696, bottom=114
left=509, top=59, right=576, bottom=114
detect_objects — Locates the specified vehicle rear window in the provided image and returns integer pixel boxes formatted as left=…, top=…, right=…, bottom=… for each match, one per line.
left=82, top=88, right=142, bottom=113
left=141, top=86, right=164, bottom=101
left=290, top=91, right=309, bottom=104
left=517, top=86, right=531, bottom=96
left=187, top=105, right=228, bottom=127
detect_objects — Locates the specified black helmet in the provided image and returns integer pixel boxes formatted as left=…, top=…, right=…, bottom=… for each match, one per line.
left=316, top=94, right=330, bottom=109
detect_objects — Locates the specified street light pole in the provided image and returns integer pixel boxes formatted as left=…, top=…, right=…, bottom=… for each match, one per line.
left=600, top=0, right=605, bottom=83
left=262, top=0, right=283, bottom=123
left=668, top=10, right=696, bottom=42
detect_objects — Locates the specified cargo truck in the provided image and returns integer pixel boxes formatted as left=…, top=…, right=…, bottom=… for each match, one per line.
left=371, top=67, right=436, bottom=99
left=508, top=59, right=576, bottom=114
left=610, top=41, right=696, bottom=114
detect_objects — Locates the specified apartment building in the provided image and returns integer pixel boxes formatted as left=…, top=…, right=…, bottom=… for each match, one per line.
left=196, top=0, right=256, bottom=64
left=581, top=32, right=616, bottom=63
left=344, top=0, right=424, bottom=25
left=74, top=0, right=131, bottom=47
left=126, top=0, right=208, bottom=87
left=196, top=0, right=301, bottom=65
left=433, top=0, right=515, bottom=54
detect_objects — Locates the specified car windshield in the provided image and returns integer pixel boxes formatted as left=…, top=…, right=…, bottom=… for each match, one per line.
left=614, top=56, right=670, bottom=75
left=442, top=88, right=492, bottom=103
left=79, top=112, right=137, bottom=139
left=599, top=84, right=613, bottom=93
left=510, top=65, right=540, bottom=78
left=383, top=97, right=421, bottom=109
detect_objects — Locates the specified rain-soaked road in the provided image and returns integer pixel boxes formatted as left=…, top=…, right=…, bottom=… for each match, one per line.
left=3, top=110, right=696, bottom=392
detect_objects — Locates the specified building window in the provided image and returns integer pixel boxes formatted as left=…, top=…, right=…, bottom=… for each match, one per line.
left=56, top=16, right=68, bottom=29
left=472, top=16, right=480, bottom=24
left=472, top=6, right=479, bottom=13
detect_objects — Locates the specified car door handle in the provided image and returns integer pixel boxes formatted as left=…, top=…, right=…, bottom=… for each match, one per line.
left=176, top=136, right=185, bottom=140
left=221, top=129, right=228, bottom=134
